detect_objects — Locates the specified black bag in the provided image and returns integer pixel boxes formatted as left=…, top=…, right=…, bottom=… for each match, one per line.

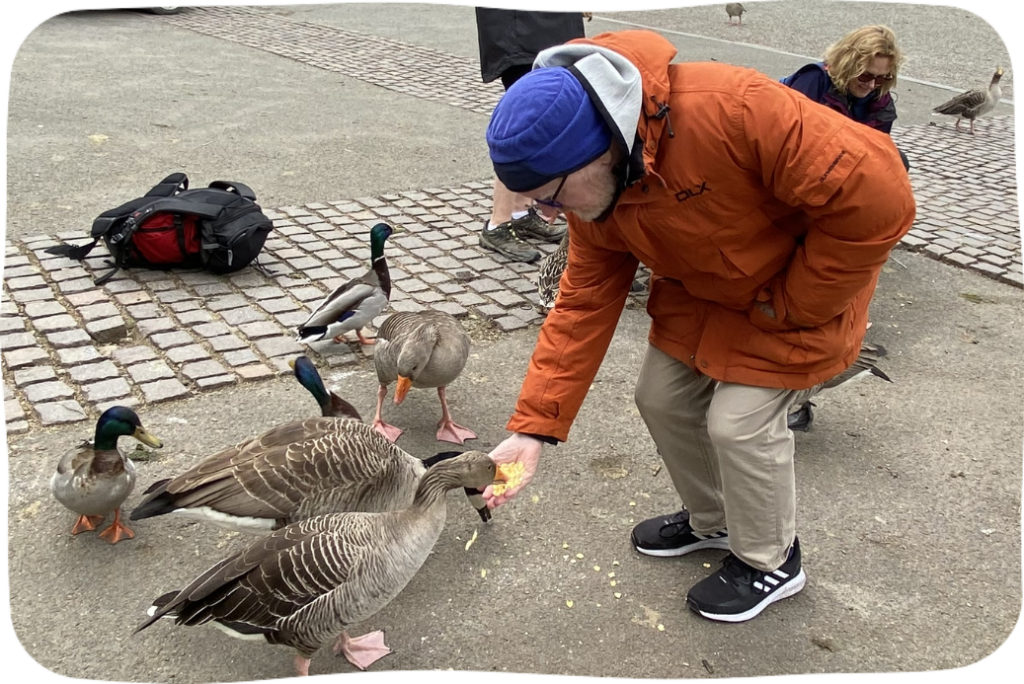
left=46, top=173, right=274, bottom=285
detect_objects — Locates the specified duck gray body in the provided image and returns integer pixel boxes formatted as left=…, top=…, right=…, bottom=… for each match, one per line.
left=788, top=342, right=892, bottom=432
left=51, top=441, right=137, bottom=517
left=932, top=66, right=1004, bottom=134
left=131, top=418, right=433, bottom=533
left=137, top=451, right=499, bottom=676
left=371, top=311, right=477, bottom=445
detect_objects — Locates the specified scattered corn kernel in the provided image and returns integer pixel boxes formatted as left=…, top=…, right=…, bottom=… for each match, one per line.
left=614, top=592, right=622, bottom=599
left=657, top=624, right=665, bottom=632
left=610, top=580, right=617, bottom=587
left=566, top=600, right=574, bottom=608
left=464, top=529, right=479, bottom=551
left=575, top=553, right=584, bottom=559
left=480, top=569, right=487, bottom=578
left=593, top=566, right=601, bottom=572
left=492, top=462, right=526, bottom=497
left=608, top=572, right=616, bottom=578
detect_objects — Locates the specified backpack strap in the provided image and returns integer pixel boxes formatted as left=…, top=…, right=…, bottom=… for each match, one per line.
left=145, top=173, right=188, bottom=197
left=208, top=180, right=257, bottom=201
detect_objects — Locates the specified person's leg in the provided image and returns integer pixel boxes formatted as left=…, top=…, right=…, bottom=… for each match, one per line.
left=632, top=345, right=729, bottom=555
left=480, top=178, right=540, bottom=262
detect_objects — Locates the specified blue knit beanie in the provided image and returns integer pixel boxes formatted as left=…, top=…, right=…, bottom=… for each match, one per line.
left=487, top=67, right=613, bottom=194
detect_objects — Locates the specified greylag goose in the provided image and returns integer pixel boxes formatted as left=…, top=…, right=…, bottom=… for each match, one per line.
left=788, top=342, right=892, bottom=432
left=50, top=406, right=162, bottom=544
left=726, top=3, right=746, bottom=24
left=296, top=222, right=393, bottom=345
left=932, top=66, right=1004, bottom=134
left=372, top=310, right=476, bottom=445
left=135, top=451, right=503, bottom=675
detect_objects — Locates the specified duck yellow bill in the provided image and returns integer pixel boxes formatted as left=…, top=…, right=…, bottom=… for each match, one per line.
left=134, top=427, right=163, bottom=449
left=394, top=376, right=413, bottom=404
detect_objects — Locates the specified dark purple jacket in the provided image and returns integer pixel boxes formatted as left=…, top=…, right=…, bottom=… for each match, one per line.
left=781, top=63, right=897, bottom=134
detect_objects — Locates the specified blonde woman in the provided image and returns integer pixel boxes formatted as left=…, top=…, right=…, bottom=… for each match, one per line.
left=782, top=25, right=904, bottom=142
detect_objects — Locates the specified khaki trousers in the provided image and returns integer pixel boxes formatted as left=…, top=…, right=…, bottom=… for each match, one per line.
left=634, top=344, right=817, bottom=571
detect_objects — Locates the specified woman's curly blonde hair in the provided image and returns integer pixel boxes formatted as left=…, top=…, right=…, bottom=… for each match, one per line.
left=824, top=25, right=903, bottom=96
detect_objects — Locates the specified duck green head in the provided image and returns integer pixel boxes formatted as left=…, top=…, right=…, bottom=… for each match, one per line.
left=369, top=223, right=394, bottom=262
left=94, top=406, right=163, bottom=451
left=289, top=355, right=329, bottom=412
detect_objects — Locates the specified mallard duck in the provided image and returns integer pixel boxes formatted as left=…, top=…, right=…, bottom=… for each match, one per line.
left=726, top=3, right=746, bottom=24
left=135, top=451, right=503, bottom=675
left=537, top=231, right=569, bottom=309
left=932, top=66, right=1004, bottom=134
left=371, top=310, right=476, bottom=445
left=50, top=406, right=163, bottom=544
left=130, top=413, right=492, bottom=531
left=289, top=355, right=362, bottom=420
left=788, top=342, right=892, bottom=432
left=296, top=223, right=394, bottom=345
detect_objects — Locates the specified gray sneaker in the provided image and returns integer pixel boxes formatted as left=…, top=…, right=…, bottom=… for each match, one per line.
left=480, top=221, right=540, bottom=263
left=512, top=207, right=566, bottom=243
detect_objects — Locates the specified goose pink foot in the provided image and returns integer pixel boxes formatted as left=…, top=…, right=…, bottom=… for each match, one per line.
left=294, top=655, right=311, bottom=677
left=372, top=419, right=404, bottom=443
left=436, top=420, right=477, bottom=445
left=333, top=630, right=392, bottom=670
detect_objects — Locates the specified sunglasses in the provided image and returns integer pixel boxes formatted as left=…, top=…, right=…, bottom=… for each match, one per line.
left=534, top=176, right=567, bottom=210
left=856, top=71, right=894, bottom=85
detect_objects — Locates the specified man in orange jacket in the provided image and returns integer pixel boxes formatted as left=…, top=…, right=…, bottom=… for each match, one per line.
left=480, top=30, right=916, bottom=623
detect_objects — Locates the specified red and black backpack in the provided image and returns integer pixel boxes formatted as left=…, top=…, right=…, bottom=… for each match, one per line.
left=47, top=173, right=274, bottom=284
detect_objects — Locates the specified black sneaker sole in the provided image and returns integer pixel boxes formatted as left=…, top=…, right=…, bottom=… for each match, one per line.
left=479, top=237, right=539, bottom=263
left=687, top=568, right=806, bottom=622
left=632, top=533, right=730, bottom=558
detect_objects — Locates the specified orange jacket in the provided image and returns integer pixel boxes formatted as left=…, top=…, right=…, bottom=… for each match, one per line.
left=507, top=31, right=916, bottom=442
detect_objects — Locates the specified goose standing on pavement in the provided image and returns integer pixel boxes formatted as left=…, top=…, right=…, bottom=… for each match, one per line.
left=296, top=223, right=394, bottom=345
left=135, top=451, right=504, bottom=676
left=932, top=66, right=1004, bottom=134
left=726, top=3, right=746, bottom=24
left=788, top=342, right=892, bottom=432
left=371, top=310, right=477, bottom=445
left=51, top=406, right=162, bottom=544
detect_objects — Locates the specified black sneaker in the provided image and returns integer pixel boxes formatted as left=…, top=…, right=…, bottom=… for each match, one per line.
left=631, top=509, right=730, bottom=557
left=511, top=207, right=566, bottom=243
left=480, top=221, right=540, bottom=263
left=686, top=537, right=806, bottom=623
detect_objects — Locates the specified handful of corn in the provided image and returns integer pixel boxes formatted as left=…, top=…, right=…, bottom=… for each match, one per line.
left=492, top=462, right=526, bottom=497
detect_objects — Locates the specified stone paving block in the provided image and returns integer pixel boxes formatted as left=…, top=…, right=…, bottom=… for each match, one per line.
left=86, top=316, right=128, bottom=343
left=68, top=360, right=121, bottom=383
left=14, top=366, right=57, bottom=387
left=146, top=279, right=178, bottom=292
left=488, top=291, right=527, bottom=308
left=223, top=349, right=260, bottom=367
left=51, top=267, right=91, bottom=283
left=239, top=321, right=286, bottom=339
left=247, top=286, right=286, bottom=301
left=467, top=278, right=504, bottom=294
left=79, top=302, right=121, bottom=322
left=128, top=303, right=164, bottom=320
left=193, top=322, right=233, bottom=338
left=431, top=301, right=469, bottom=319
left=151, top=330, right=196, bottom=350
left=94, top=397, right=141, bottom=414
left=57, top=346, right=103, bottom=365
left=82, top=377, right=132, bottom=403
left=4, top=347, right=49, bottom=368
left=452, top=292, right=487, bottom=307
left=34, top=400, right=88, bottom=426
left=177, top=271, right=224, bottom=286
left=389, top=299, right=427, bottom=313
left=236, top=364, right=276, bottom=381
left=304, top=268, right=338, bottom=281
left=4, top=254, right=30, bottom=267
left=0, top=316, right=26, bottom=334
left=971, top=262, right=1006, bottom=278
left=220, top=307, right=268, bottom=326
left=12, top=288, right=54, bottom=303
left=6, top=275, right=47, bottom=290
left=193, top=283, right=234, bottom=297
left=259, top=297, right=301, bottom=314
left=176, top=310, right=215, bottom=326
left=399, top=278, right=429, bottom=293
left=103, top=279, right=142, bottom=294
left=475, top=304, right=506, bottom=320
left=47, top=329, right=93, bottom=349
left=33, top=314, right=78, bottom=333
left=979, top=254, right=1012, bottom=268
left=137, top=318, right=177, bottom=337
left=57, top=278, right=96, bottom=294
left=23, top=301, right=67, bottom=318
left=506, top=278, right=536, bottom=295
left=169, top=300, right=201, bottom=313
left=436, top=282, right=464, bottom=295
left=139, top=378, right=191, bottom=403
left=208, top=335, right=249, bottom=352
left=207, top=294, right=249, bottom=311
left=155, top=290, right=196, bottom=305
left=275, top=312, right=309, bottom=328
left=166, top=344, right=211, bottom=364
left=196, top=375, right=236, bottom=389
left=253, top=336, right=304, bottom=358
left=182, top=360, right=230, bottom=381
left=112, top=346, right=158, bottom=366
left=290, top=286, right=327, bottom=302
left=127, top=360, right=177, bottom=383
left=1, top=332, right=37, bottom=350
left=494, top=315, right=530, bottom=332
left=5, top=399, right=25, bottom=422
left=229, top=271, right=269, bottom=289
left=411, top=290, right=446, bottom=304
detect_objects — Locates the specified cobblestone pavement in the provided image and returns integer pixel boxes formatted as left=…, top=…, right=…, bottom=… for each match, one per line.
left=3, top=6, right=1020, bottom=435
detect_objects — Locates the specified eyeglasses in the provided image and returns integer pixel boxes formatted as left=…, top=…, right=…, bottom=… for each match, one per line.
left=856, top=71, right=894, bottom=85
left=534, top=176, right=567, bottom=210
